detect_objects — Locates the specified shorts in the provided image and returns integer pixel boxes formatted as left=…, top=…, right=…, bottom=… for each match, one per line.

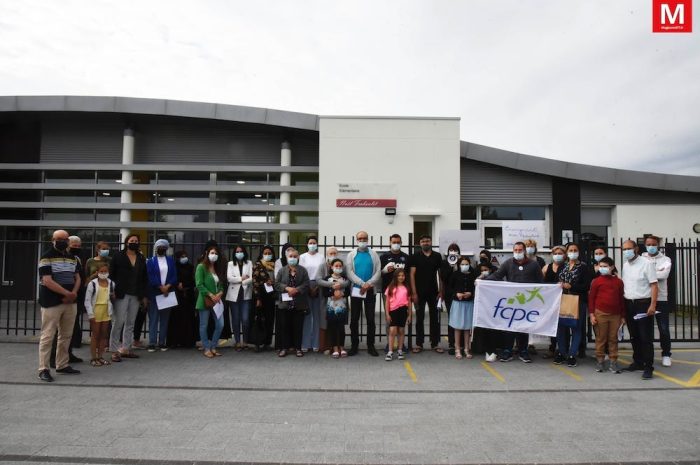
left=93, top=304, right=110, bottom=323
left=389, top=306, right=408, bottom=327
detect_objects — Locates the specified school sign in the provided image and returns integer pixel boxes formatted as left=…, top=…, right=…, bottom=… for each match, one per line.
left=473, top=281, right=562, bottom=337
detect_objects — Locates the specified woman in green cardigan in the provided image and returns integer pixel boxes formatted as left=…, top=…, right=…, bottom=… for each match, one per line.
left=195, top=245, right=225, bottom=358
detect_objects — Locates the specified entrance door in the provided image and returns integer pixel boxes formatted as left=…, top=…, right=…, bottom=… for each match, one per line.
left=413, top=220, right=433, bottom=246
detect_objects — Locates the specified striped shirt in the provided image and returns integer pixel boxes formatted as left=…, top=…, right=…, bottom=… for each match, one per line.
left=38, top=247, right=82, bottom=308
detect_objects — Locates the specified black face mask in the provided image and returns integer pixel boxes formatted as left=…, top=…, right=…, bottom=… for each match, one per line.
left=127, top=243, right=140, bottom=251
left=69, top=247, right=81, bottom=256
left=54, top=239, right=69, bottom=251
left=156, top=248, right=167, bottom=256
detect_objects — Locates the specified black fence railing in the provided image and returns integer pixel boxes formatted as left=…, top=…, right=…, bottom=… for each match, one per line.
left=1, top=235, right=698, bottom=344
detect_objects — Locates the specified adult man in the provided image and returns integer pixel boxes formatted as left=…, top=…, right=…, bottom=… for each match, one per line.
left=487, top=241, right=543, bottom=363
left=642, top=235, right=673, bottom=367
left=621, top=240, right=659, bottom=380
left=346, top=231, right=382, bottom=356
left=37, top=230, right=82, bottom=382
left=410, top=234, right=444, bottom=353
left=380, top=234, right=410, bottom=352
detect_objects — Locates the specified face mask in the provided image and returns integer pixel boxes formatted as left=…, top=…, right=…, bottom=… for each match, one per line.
left=598, top=267, right=610, bottom=276
left=623, top=249, right=635, bottom=261
left=390, top=243, right=401, bottom=252
left=235, top=252, right=245, bottom=261
left=97, top=272, right=109, bottom=280
left=179, top=257, right=189, bottom=265
left=594, top=254, right=605, bottom=262
left=460, top=265, right=470, bottom=273
left=327, top=255, right=337, bottom=263
left=646, top=246, right=658, bottom=255
left=287, top=257, right=298, bottom=266
left=332, top=267, right=343, bottom=274
left=513, top=252, right=525, bottom=261
left=127, top=243, right=140, bottom=251
left=208, top=253, right=218, bottom=263
left=480, top=271, right=489, bottom=277
left=567, top=252, right=579, bottom=261
left=99, top=249, right=110, bottom=257
left=357, top=241, right=368, bottom=250
left=263, top=254, right=273, bottom=262
left=70, top=247, right=81, bottom=256
left=552, top=254, right=564, bottom=263
left=421, top=244, right=432, bottom=252
left=308, top=244, right=317, bottom=252
left=54, top=239, right=69, bottom=251
left=156, top=248, right=167, bottom=256
left=526, top=247, right=536, bottom=255
left=448, top=251, right=458, bottom=256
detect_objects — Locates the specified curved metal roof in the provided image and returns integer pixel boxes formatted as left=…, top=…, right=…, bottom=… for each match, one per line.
left=1, top=95, right=698, bottom=193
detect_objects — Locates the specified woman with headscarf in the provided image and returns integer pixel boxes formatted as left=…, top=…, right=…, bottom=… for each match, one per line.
left=145, top=239, right=178, bottom=352
left=252, top=245, right=277, bottom=351
left=167, top=250, right=197, bottom=348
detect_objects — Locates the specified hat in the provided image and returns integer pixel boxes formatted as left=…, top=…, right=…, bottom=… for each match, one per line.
left=155, top=239, right=169, bottom=249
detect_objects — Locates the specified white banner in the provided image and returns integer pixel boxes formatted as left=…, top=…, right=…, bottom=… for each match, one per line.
left=473, top=280, right=562, bottom=337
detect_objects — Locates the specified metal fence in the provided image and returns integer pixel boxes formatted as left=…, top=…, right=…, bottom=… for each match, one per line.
left=1, top=235, right=698, bottom=345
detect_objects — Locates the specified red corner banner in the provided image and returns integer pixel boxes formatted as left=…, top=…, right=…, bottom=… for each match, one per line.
left=336, top=199, right=397, bottom=208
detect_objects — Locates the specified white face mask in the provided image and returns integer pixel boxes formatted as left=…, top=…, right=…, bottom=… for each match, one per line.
left=513, top=252, right=525, bottom=261
left=552, top=254, right=564, bottom=263
left=390, top=243, right=401, bottom=252
left=460, top=265, right=470, bottom=273
left=97, top=272, right=109, bottom=280
left=526, top=247, right=536, bottom=255
left=287, top=257, right=298, bottom=266
left=263, top=254, right=273, bottom=262
left=208, top=253, right=218, bottom=263
left=327, top=255, right=337, bottom=262
left=332, top=267, right=343, bottom=274
left=308, top=243, right=318, bottom=252
left=357, top=241, right=368, bottom=250
left=480, top=270, right=489, bottom=277
left=598, top=267, right=610, bottom=275
left=567, top=252, right=579, bottom=261
left=235, top=252, right=245, bottom=261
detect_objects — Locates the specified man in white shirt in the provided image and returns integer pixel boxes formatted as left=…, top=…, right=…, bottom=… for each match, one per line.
left=642, top=235, right=673, bottom=367
left=620, top=240, right=658, bottom=380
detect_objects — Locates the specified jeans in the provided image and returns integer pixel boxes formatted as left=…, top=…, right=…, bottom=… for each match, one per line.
left=148, top=298, right=172, bottom=347
left=110, top=294, right=140, bottom=352
left=626, top=299, right=655, bottom=369
left=655, top=301, right=672, bottom=357
left=229, top=299, right=251, bottom=344
left=350, top=289, right=377, bottom=348
left=414, top=293, right=439, bottom=348
left=198, top=308, right=224, bottom=351
left=557, top=300, right=587, bottom=358
left=302, top=290, right=322, bottom=350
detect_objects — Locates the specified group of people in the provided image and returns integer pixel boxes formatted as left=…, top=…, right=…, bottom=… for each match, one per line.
left=36, top=229, right=672, bottom=382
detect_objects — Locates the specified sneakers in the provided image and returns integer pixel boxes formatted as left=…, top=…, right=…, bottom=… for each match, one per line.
left=147, top=345, right=157, bottom=353
left=485, top=352, right=497, bottom=363
left=519, top=351, right=532, bottom=363
left=609, top=360, right=621, bottom=374
left=385, top=352, right=394, bottom=362
left=499, top=351, right=513, bottom=362
left=159, top=345, right=168, bottom=352
left=37, top=369, right=54, bottom=382
left=595, top=361, right=604, bottom=372
left=553, top=353, right=565, bottom=365
left=642, top=368, right=654, bottom=380
left=397, top=351, right=405, bottom=360
left=662, top=356, right=672, bottom=367
left=566, top=356, right=577, bottom=367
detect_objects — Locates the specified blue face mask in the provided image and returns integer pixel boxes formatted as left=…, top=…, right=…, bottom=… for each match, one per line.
left=594, top=254, right=605, bottom=262
left=235, top=252, right=245, bottom=261
left=623, top=249, right=635, bottom=261
left=646, top=246, right=658, bottom=255
left=287, top=257, right=298, bottom=266
left=598, top=267, right=610, bottom=276
left=99, top=249, right=110, bottom=257
left=513, top=252, right=525, bottom=261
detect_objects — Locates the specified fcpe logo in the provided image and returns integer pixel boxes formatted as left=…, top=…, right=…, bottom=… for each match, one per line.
left=653, top=0, right=693, bottom=32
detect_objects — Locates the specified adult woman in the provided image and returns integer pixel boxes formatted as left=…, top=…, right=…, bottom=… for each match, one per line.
left=252, top=246, right=277, bottom=350
left=109, top=234, right=147, bottom=363
left=274, top=247, right=310, bottom=357
left=145, top=239, right=178, bottom=352
left=85, top=241, right=111, bottom=281
left=226, top=245, right=253, bottom=351
left=167, top=250, right=197, bottom=348
left=541, top=245, right=566, bottom=359
left=555, top=242, right=591, bottom=367
left=195, top=245, right=225, bottom=358
left=274, top=243, right=293, bottom=350
left=299, top=236, right=325, bottom=352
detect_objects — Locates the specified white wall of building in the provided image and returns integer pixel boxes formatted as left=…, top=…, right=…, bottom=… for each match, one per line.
left=318, top=117, right=461, bottom=245
left=612, top=205, right=700, bottom=241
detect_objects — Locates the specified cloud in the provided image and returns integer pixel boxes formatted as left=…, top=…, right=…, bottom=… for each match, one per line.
left=0, top=0, right=697, bottom=175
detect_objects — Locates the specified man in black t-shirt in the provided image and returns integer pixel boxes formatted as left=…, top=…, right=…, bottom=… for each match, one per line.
left=409, top=235, right=444, bottom=353
left=37, top=230, right=82, bottom=382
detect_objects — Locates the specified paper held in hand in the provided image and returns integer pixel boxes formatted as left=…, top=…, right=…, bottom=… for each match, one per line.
left=155, top=293, right=178, bottom=310
left=213, top=301, right=224, bottom=319
left=281, top=292, right=293, bottom=302
left=351, top=287, right=366, bottom=299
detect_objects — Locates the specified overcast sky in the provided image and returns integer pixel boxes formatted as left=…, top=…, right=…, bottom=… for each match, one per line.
left=1, top=0, right=698, bottom=175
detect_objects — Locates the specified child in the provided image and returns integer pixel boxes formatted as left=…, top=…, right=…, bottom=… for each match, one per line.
left=448, top=257, right=476, bottom=359
left=384, top=269, right=412, bottom=361
left=84, top=262, right=114, bottom=367
left=588, top=257, right=625, bottom=373
left=318, top=259, right=351, bottom=358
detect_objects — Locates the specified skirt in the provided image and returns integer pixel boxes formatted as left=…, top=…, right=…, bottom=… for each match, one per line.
left=449, top=300, right=474, bottom=330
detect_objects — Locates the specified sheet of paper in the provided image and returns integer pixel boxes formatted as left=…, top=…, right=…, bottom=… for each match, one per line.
left=155, top=292, right=178, bottom=310
left=351, top=287, right=366, bottom=299
left=264, top=283, right=274, bottom=294
left=281, top=292, right=293, bottom=302
left=213, top=301, right=224, bottom=319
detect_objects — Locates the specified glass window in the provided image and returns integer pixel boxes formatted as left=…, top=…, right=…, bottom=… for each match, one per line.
left=43, top=190, right=95, bottom=202
left=0, top=190, right=40, bottom=202
left=96, top=191, right=121, bottom=203
left=156, top=210, right=209, bottom=223
left=292, top=173, right=319, bottom=186
left=44, top=209, right=95, bottom=220
left=97, top=171, right=123, bottom=184
left=96, top=210, right=120, bottom=221
left=3, top=170, right=41, bottom=183
left=484, top=227, right=503, bottom=249
left=217, top=173, right=276, bottom=185
left=155, top=192, right=211, bottom=204
left=292, top=193, right=319, bottom=207
left=44, top=171, right=95, bottom=183
left=215, top=193, right=280, bottom=205
left=460, top=223, right=477, bottom=230
left=156, top=172, right=211, bottom=185
left=461, top=205, right=477, bottom=220
left=481, top=206, right=546, bottom=220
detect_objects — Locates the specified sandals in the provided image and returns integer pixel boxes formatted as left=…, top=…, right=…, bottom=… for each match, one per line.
left=412, top=346, right=423, bottom=354
left=203, top=350, right=214, bottom=358
left=296, top=350, right=304, bottom=357
left=111, top=353, right=122, bottom=363
left=98, top=358, right=111, bottom=366
left=278, top=350, right=287, bottom=357
left=212, top=350, right=223, bottom=357
left=90, top=358, right=102, bottom=367
left=340, top=350, right=348, bottom=358
left=466, top=352, right=473, bottom=359
left=331, top=351, right=340, bottom=359
left=433, top=347, right=445, bottom=354
left=455, top=352, right=463, bottom=360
